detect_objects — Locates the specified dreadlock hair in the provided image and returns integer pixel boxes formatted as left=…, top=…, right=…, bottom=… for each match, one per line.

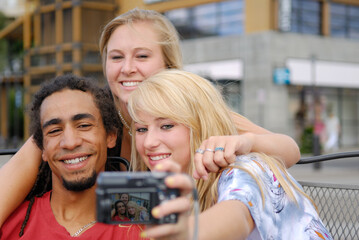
left=19, top=74, right=120, bottom=236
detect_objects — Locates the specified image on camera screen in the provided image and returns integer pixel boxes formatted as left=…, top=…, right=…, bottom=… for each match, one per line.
left=96, top=172, right=179, bottom=224
left=110, top=192, right=151, bottom=223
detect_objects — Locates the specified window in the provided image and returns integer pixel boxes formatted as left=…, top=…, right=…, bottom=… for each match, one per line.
left=164, top=0, right=244, bottom=39
left=331, top=3, right=359, bottom=40
left=291, top=0, right=321, bottom=35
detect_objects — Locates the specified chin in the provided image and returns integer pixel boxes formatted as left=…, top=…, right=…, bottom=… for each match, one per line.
left=62, top=171, right=97, bottom=192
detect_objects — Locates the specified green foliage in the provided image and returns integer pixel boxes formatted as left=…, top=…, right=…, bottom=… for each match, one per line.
left=0, top=11, right=6, bottom=29
left=300, top=126, right=313, bottom=154
left=8, top=87, right=24, bottom=138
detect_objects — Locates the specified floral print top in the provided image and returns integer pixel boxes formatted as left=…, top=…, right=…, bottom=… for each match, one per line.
left=218, top=153, right=333, bottom=240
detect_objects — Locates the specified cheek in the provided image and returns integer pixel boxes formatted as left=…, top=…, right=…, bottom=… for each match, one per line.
left=143, top=61, right=166, bottom=78
left=135, top=137, right=145, bottom=153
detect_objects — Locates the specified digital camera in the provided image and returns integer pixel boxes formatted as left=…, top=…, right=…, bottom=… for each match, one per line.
left=96, top=171, right=180, bottom=224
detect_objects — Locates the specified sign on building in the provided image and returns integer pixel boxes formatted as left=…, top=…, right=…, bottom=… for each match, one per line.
left=273, top=67, right=290, bottom=85
left=278, top=0, right=291, bottom=32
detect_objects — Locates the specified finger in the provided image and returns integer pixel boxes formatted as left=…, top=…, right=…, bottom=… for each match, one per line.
left=165, top=174, right=194, bottom=196
left=152, top=197, right=191, bottom=219
left=153, top=160, right=181, bottom=173
left=202, top=148, right=220, bottom=173
left=199, top=139, right=219, bottom=173
left=145, top=198, right=191, bottom=239
left=192, top=169, right=201, bottom=180
left=212, top=146, right=228, bottom=168
left=223, top=141, right=238, bottom=164
left=144, top=218, right=188, bottom=240
left=194, top=144, right=209, bottom=180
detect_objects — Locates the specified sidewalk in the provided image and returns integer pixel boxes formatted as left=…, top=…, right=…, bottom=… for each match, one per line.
left=289, top=148, right=359, bottom=185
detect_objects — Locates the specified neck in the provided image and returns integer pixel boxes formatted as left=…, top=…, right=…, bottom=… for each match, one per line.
left=116, top=99, right=132, bottom=125
left=50, top=177, right=97, bottom=235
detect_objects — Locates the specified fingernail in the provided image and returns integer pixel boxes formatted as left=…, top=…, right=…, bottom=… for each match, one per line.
left=140, top=231, right=147, bottom=238
left=152, top=207, right=160, bottom=218
left=165, top=176, right=175, bottom=186
left=154, top=163, right=163, bottom=170
left=202, top=175, right=208, bottom=181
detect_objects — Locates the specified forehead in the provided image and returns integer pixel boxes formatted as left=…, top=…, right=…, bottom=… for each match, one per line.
left=40, top=89, right=100, bottom=124
left=107, top=21, right=161, bottom=50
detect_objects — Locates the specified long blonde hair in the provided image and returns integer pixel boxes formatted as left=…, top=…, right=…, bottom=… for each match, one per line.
left=126, top=201, right=141, bottom=221
left=99, top=8, right=182, bottom=74
left=128, top=69, right=312, bottom=211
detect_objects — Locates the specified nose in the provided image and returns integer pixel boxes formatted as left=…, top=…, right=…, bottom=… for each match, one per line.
left=59, top=126, right=82, bottom=150
left=121, top=58, right=136, bottom=75
left=143, top=128, right=160, bottom=150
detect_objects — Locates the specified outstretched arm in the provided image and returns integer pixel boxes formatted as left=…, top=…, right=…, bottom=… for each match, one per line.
left=189, top=200, right=254, bottom=240
left=141, top=163, right=254, bottom=239
left=0, top=137, right=42, bottom=226
left=231, top=112, right=300, bottom=168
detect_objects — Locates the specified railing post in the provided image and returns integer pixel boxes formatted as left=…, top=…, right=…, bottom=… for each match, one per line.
left=313, top=135, right=322, bottom=170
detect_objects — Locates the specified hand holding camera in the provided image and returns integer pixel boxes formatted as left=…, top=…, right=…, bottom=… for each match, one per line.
left=96, top=161, right=195, bottom=239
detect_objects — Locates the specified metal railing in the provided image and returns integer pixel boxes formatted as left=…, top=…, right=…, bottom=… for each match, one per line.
left=297, top=151, right=359, bottom=239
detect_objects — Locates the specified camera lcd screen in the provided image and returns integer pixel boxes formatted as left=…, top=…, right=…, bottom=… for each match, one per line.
left=96, top=171, right=179, bottom=225
left=109, top=192, right=153, bottom=224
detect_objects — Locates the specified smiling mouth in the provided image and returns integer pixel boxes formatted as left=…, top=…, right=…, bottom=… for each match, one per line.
left=149, top=154, right=170, bottom=161
left=63, top=156, right=89, bottom=164
left=122, top=81, right=140, bottom=87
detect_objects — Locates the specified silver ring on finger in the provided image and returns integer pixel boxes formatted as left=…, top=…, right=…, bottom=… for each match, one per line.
left=205, top=148, right=214, bottom=152
left=196, top=148, right=205, bottom=154
left=214, top=147, right=225, bottom=152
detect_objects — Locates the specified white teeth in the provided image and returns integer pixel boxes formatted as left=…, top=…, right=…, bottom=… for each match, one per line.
left=150, top=154, right=170, bottom=161
left=122, top=81, right=140, bottom=87
left=64, top=156, right=88, bottom=164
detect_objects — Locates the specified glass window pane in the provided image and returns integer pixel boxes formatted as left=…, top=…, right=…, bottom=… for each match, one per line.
left=329, top=2, right=359, bottom=39
left=291, top=0, right=321, bottom=35
left=165, top=0, right=244, bottom=39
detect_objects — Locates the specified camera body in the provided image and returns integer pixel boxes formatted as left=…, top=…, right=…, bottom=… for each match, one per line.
left=96, top=171, right=180, bottom=224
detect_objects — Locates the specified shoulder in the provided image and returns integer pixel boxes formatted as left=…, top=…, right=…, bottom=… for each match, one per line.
left=0, top=199, right=32, bottom=238
left=218, top=154, right=264, bottom=205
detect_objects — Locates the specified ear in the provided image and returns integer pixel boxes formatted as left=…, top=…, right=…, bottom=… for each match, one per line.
left=106, top=131, right=117, bottom=149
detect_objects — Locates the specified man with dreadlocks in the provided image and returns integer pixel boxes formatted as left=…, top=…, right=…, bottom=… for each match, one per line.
left=0, top=74, right=149, bottom=239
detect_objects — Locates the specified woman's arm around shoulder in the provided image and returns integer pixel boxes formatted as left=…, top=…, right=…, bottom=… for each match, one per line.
left=232, top=112, right=300, bottom=168
left=0, top=137, right=42, bottom=227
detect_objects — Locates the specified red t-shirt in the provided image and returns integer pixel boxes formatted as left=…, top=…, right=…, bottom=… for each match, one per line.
left=0, top=191, right=147, bottom=240
left=112, top=215, right=131, bottom=222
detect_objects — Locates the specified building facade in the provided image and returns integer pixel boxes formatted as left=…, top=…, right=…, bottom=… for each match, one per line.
left=0, top=0, right=359, bottom=151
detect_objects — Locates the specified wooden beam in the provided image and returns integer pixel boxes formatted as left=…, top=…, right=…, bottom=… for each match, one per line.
left=82, top=2, right=116, bottom=11
left=0, top=16, right=24, bottom=39
left=73, top=6, right=82, bottom=76
left=29, top=65, right=57, bottom=75
left=322, top=1, right=330, bottom=36
left=56, top=0, right=64, bottom=75
left=117, top=0, right=222, bottom=13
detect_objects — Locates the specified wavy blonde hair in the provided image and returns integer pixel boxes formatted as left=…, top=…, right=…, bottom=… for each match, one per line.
left=128, top=69, right=313, bottom=211
left=99, top=8, right=182, bottom=74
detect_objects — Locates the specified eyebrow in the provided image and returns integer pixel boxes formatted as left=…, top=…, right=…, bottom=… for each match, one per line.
left=42, top=118, right=61, bottom=129
left=42, top=113, right=95, bottom=129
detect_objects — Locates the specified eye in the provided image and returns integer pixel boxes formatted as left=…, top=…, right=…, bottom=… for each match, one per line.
left=136, top=54, right=149, bottom=59
left=78, top=123, right=92, bottom=129
left=161, top=124, right=174, bottom=130
left=136, top=127, right=148, bottom=133
left=47, top=128, right=62, bottom=135
left=111, top=55, right=124, bottom=60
